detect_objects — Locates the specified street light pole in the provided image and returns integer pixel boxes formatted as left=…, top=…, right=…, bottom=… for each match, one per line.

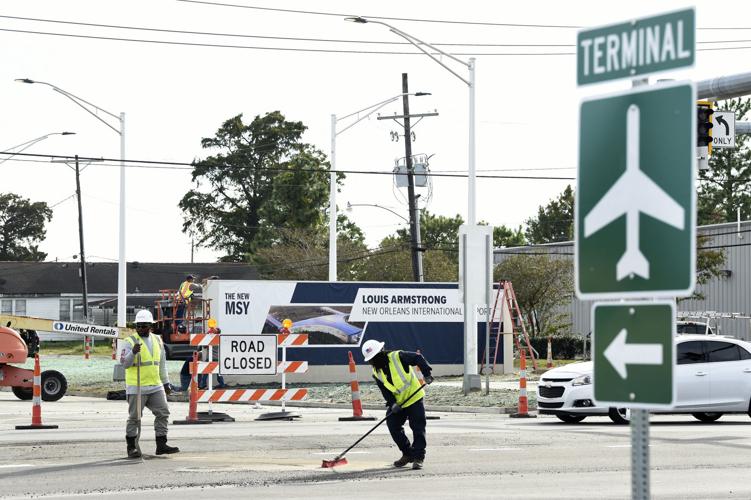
left=17, top=79, right=127, bottom=328
left=329, top=92, right=429, bottom=281
left=345, top=17, right=477, bottom=224
left=0, top=131, right=76, bottom=165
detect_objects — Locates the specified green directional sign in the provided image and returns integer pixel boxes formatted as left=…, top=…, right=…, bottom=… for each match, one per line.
left=577, top=8, right=695, bottom=86
left=593, top=301, right=675, bottom=408
left=576, top=81, right=696, bottom=300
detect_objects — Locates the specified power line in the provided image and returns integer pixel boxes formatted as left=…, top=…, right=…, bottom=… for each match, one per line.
left=177, top=1, right=751, bottom=31
left=4, top=26, right=751, bottom=56
left=4, top=15, right=751, bottom=47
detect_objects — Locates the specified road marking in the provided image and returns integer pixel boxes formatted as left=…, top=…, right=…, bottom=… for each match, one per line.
left=606, top=444, right=655, bottom=448
left=0, top=464, right=34, bottom=468
left=469, top=448, right=521, bottom=452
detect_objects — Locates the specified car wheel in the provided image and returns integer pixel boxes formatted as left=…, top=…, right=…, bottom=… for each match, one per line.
left=11, top=386, right=33, bottom=400
left=556, top=414, right=586, bottom=424
left=41, top=370, right=67, bottom=402
left=692, top=412, right=723, bottom=423
left=608, top=407, right=631, bottom=424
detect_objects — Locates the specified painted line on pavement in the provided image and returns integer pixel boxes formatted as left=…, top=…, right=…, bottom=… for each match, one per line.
left=469, top=448, right=521, bottom=451
left=0, top=464, right=34, bottom=468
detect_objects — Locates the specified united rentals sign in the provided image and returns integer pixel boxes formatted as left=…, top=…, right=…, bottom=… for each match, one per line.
left=52, top=320, right=119, bottom=338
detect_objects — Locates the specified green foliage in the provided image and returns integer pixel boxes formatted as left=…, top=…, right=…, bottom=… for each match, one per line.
left=686, top=234, right=727, bottom=301
left=524, top=185, right=574, bottom=244
left=492, top=225, right=526, bottom=248
left=0, top=193, right=52, bottom=261
left=494, top=254, right=574, bottom=335
left=698, top=98, right=751, bottom=225
left=252, top=215, right=367, bottom=281
left=528, top=334, right=588, bottom=360
left=179, top=112, right=340, bottom=262
left=355, top=236, right=457, bottom=282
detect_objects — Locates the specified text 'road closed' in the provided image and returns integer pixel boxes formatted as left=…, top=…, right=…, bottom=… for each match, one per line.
left=219, top=334, right=277, bottom=375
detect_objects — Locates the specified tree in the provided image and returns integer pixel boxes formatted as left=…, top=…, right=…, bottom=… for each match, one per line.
left=524, top=185, right=574, bottom=244
left=355, top=236, right=457, bottom=282
left=0, top=193, right=52, bottom=261
left=493, top=225, right=526, bottom=248
left=698, top=98, right=751, bottom=225
left=494, top=254, right=573, bottom=335
left=179, top=112, right=340, bottom=262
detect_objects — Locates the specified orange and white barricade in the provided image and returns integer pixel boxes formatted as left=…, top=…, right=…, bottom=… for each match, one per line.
left=173, top=351, right=212, bottom=425
left=256, top=331, right=308, bottom=420
left=15, top=354, right=58, bottom=430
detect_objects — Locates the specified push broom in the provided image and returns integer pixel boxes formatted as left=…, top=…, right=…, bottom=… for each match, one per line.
left=321, top=383, right=426, bottom=468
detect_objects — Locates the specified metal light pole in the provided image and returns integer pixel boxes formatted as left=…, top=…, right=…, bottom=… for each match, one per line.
left=329, top=91, right=428, bottom=281
left=17, top=79, right=127, bottom=327
left=0, top=131, right=75, bottom=165
left=345, top=16, right=477, bottom=224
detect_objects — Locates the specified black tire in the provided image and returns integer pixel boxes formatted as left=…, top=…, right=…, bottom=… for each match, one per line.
left=11, top=386, right=33, bottom=400
left=608, top=407, right=631, bottom=424
left=556, top=414, right=586, bottom=424
left=692, top=412, right=723, bottom=423
left=41, top=370, right=67, bottom=402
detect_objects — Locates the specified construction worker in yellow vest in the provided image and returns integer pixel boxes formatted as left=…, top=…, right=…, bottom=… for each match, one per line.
left=121, top=309, right=179, bottom=458
left=176, top=274, right=200, bottom=327
left=362, top=339, right=434, bottom=470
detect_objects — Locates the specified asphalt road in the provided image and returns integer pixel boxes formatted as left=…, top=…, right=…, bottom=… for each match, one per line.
left=2, top=392, right=751, bottom=499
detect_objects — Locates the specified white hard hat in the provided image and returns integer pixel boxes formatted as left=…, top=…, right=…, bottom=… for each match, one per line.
left=362, top=339, right=385, bottom=362
left=134, top=309, right=154, bottom=324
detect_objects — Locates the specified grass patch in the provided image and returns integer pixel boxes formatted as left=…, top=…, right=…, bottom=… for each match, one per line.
left=41, top=340, right=115, bottom=356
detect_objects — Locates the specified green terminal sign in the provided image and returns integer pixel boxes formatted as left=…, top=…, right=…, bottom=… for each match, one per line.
left=577, top=8, right=695, bottom=86
left=576, top=81, right=696, bottom=300
left=593, top=301, right=675, bottom=408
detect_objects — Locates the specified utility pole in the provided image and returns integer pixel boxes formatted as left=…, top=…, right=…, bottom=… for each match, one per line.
left=402, top=73, right=424, bottom=282
left=74, top=154, right=89, bottom=324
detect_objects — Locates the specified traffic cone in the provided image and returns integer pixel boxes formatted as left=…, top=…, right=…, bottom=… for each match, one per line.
left=510, top=348, right=536, bottom=419
left=546, top=336, right=553, bottom=369
left=173, top=352, right=211, bottom=425
left=84, top=336, right=91, bottom=360
left=339, top=351, right=376, bottom=421
left=16, top=354, right=58, bottom=430
left=111, top=338, right=117, bottom=360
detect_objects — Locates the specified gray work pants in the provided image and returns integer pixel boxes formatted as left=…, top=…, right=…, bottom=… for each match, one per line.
left=126, top=391, right=170, bottom=438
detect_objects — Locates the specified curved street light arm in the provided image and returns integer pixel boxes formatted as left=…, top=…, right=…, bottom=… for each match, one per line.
left=17, top=79, right=121, bottom=134
left=350, top=18, right=470, bottom=86
left=0, top=132, right=75, bottom=165
left=347, top=202, right=410, bottom=223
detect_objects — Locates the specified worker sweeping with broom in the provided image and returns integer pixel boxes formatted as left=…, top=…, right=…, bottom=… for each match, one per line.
left=363, top=339, right=433, bottom=470
left=121, top=310, right=179, bottom=458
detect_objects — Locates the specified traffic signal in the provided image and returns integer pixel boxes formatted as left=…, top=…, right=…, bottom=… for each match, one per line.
left=697, top=101, right=714, bottom=153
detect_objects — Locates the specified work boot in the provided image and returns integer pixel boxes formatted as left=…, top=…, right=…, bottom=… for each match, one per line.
left=393, top=454, right=413, bottom=467
left=155, top=435, right=180, bottom=455
left=126, top=436, right=141, bottom=459
left=412, top=458, right=424, bottom=470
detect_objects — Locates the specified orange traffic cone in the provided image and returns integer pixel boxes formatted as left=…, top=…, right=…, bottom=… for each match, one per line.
left=510, top=348, right=536, bottom=419
left=546, top=336, right=553, bottom=369
left=173, top=352, right=211, bottom=425
left=16, top=354, right=58, bottom=430
left=339, top=351, right=376, bottom=421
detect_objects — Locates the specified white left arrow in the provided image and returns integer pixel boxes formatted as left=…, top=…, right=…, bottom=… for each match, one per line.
left=603, top=328, right=663, bottom=379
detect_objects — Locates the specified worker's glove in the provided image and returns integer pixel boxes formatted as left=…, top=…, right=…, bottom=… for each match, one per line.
left=389, top=403, right=402, bottom=415
left=424, top=375, right=434, bottom=385
left=163, top=383, right=172, bottom=395
left=132, top=343, right=141, bottom=354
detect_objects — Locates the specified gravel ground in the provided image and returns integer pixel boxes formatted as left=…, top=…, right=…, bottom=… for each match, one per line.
left=11, top=354, right=538, bottom=409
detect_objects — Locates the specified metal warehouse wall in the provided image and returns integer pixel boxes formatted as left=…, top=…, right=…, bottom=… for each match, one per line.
left=494, top=220, right=751, bottom=340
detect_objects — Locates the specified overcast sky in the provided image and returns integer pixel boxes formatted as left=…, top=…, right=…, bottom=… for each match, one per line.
left=1, top=0, right=747, bottom=265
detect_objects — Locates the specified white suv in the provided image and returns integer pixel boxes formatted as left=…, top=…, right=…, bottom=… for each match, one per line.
left=537, top=334, right=751, bottom=424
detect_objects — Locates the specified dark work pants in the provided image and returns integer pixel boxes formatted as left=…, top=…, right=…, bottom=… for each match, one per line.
left=386, top=399, right=426, bottom=460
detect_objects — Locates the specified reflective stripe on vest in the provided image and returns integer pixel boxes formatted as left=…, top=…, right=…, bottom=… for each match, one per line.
left=372, top=350, right=423, bottom=408
left=124, top=334, right=162, bottom=386
left=179, top=281, right=193, bottom=301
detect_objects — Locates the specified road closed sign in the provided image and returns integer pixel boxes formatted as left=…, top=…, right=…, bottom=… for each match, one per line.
left=220, top=335, right=277, bottom=375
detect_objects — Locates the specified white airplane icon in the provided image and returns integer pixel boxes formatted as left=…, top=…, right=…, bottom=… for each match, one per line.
left=583, top=104, right=685, bottom=281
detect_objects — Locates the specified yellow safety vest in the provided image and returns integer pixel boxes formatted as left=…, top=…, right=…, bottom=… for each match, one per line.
left=124, top=334, right=163, bottom=387
left=179, top=281, right=193, bottom=301
left=372, top=350, right=423, bottom=408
